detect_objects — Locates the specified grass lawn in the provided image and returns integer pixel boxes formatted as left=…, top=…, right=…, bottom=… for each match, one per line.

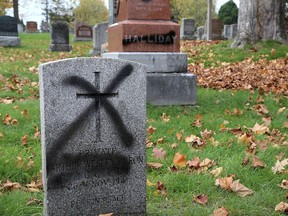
left=0, top=34, right=287, bottom=216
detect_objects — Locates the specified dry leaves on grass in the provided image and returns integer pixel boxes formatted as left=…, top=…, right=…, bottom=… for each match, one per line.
left=173, top=152, right=187, bottom=168
left=99, top=213, right=114, bottom=216
left=161, top=113, right=170, bottom=123
left=216, top=175, right=253, bottom=197
left=152, top=147, right=166, bottom=159
left=155, top=181, right=167, bottom=196
left=275, top=202, right=288, bottom=213
left=194, top=194, right=208, bottom=205
left=188, top=57, right=288, bottom=95
left=278, top=179, right=288, bottom=190
left=147, top=162, right=163, bottom=170
left=213, top=207, right=229, bottom=216
left=272, top=159, right=288, bottom=174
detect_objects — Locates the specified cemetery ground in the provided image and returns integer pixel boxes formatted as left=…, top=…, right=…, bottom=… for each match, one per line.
left=0, top=34, right=287, bottom=216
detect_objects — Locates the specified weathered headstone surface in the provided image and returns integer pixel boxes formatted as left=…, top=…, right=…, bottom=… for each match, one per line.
left=40, top=57, right=147, bottom=216
left=223, top=24, right=238, bottom=39
left=180, top=18, right=196, bottom=40
left=26, top=21, right=39, bottom=33
left=197, top=26, right=205, bottom=40
left=203, top=19, right=223, bottom=40
left=49, top=22, right=71, bottom=52
left=90, top=22, right=108, bottom=55
left=74, top=23, right=93, bottom=41
left=0, top=16, right=21, bottom=47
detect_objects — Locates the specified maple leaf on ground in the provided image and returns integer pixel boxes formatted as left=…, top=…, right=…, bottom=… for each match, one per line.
left=238, top=133, right=253, bottom=145
left=230, top=127, right=243, bottom=136
left=200, top=158, right=215, bottom=168
left=147, top=162, right=163, bottom=170
left=275, top=202, right=288, bottom=213
left=146, top=180, right=156, bottom=187
left=278, top=179, right=288, bottom=190
left=27, top=198, right=43, bottom=206
left=262, top=116, right=272, bottom=126
left=168, top=165, right=179, bottom=172
left=191, top=117, right=203, bottom=128
left=21, top=109, right=30, bottom=119
left=155, top=181, right=167, bottom=196
left=215, top=175, right=235, bottom=191
left=99, top=213, right=114, bottom=216
left=1, top=180, right=23, bottom=192
left=277, top=107, right=286, bottom=114
left=194, top=194, right=208, bottom=205
left=254, top=104, right=269, bottom=115
left=272, top=159, right=288, bottom=174
left=33, top=126, right=41, bottom=139
left=251, top=123, right=269, bottom=135
left=2, top=114, right=12, bottom=125
left=170, top=143, right=178, bottom=149
left=200, top=129, right=214, bottom=140
left=185, top=134, right=205, bottom=149
left=1, top=97, right=14, bottom=104
left=213, top=207, right=229, bottom=216
left=161, top=112, right=170, bottom=123
left=242, top=157, right=250, bottom=166
left=156, top=138, right=164, bottom=145
left=210, top=167, right=224, bottom=178
left=147, top=126, right=156, bottom=135
left=187, top=157, right=201, bottom=170
left=176, top=132, right=182, bottom=141
left=230, top=179, right=253, bottom=197
left=152, top=147, right=166, bottom=159
left=173, top=152, right=187, bottom=168
left=252, top=156, right=265, bottom=168
left=21, top=135, right=29, bottom=145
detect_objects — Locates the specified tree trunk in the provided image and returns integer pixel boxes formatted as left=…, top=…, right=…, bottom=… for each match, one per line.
left=13, top=0, right=19, bottom=23
left=232, top=0, right=287, bottom=48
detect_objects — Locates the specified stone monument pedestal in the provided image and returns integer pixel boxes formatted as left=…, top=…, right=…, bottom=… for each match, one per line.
left=103, top=52, right=196, bottom=106
left=0, top=36, right=21, bottom=47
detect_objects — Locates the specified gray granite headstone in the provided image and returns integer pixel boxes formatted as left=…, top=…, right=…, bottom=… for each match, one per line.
left=39, top=57, right=147, bottom=216
left=180, top=18, right=196, bottom=40
left=0, top=16, right=21, bottom=47
left=223, top=24, right=238, bottom=39
left=90, top=22, right=108, bottom=56
left=49, top=21, right=71, bottom=52
left=197, top=26, right=204, bottom=40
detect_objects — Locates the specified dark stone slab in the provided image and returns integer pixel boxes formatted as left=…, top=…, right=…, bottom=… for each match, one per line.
left=0, top=16, right=18, bottom=36
left=49, top=21, right=71, bottom=52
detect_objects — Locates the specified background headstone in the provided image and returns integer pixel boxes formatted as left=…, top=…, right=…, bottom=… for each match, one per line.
left=40, top=57, right=147, bottom=216
left=26, top=21, right=39, bottom=33
left=49, top=21, right=71, bottom=52
left=180, top=18, right=196, bottom=40
left=223, top=24, right=238, bottom=39
left=203, top=19, right=224, bottom=40
left=0, top=16, right=21, bottom=47
left=197, top=26, right=205, bottom=40
left=74, top=23, right=93, bottom=41
left=90, top=22, right=108, bottom=55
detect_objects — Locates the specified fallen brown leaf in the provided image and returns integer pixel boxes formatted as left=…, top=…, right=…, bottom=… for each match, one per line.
left=21, top=135, right=29, bottom=145
left=213, top=207, right=229, bottom=216
left=275, top=202, right=288, bottom=213
left=170, top=143, right=178, bottom=149
left=147, top=126, right=156, bottom=135
left=210, top=167, right=223, bottom=177
left=187, top=157, right=201, bottom=170
left=252, top=156, right=265, bottom=168
left=21, top=109, right=30, bottom=119
left=161, top=113, right=170, bottom=123
left=215, top=175, right=235, bottom=191
left=147, top=162, right=163, bottom=169
left=99, top=213, right=114, bottom=216
left=279, top=179, right=288, bottom=190
left=230, top=179, right=253, bottom=197
left=2, top=114, right=12, bottom=125
left=152, top=147, right=166, bottom=159
left=194, top=194, right=208, bottom=205
left=27, top=198, right=43, bottom=206
left=176, top=132, right=182, bottom=141
left=173, top=152, right=187, bottom=168
left=272, top=159, right=288, bottom=174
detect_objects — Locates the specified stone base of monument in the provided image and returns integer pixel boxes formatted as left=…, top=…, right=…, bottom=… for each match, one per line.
left=180, top=35, right=197, bottom=40
left=103, top=52, right=187, bottom=73
left=49, top=44, right=72, bottom=52
left=0, top=36, right=21, bottom=47
left=102, top=52, right=197, bottom=106
left=73, top=37, right=92, bottom=42
left=147, top=73, right=197, bottom=106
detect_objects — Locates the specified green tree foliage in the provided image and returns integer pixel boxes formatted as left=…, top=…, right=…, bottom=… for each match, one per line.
left=49, top=0, right=76, bottom=23
left=170, top=0, right=217, bottom=26
left=0, top=0, right=12, bottom=16
left=218, top=0, right=238, bottom=25
left=73, top=0, right=108, bottom=26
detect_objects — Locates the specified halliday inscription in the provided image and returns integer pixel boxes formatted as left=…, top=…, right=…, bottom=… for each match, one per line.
left=39, top=57, right=147, bottom=216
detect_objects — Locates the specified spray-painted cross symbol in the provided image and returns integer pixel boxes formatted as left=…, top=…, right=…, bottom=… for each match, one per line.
left=62, top=64, right=134, bottom=145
